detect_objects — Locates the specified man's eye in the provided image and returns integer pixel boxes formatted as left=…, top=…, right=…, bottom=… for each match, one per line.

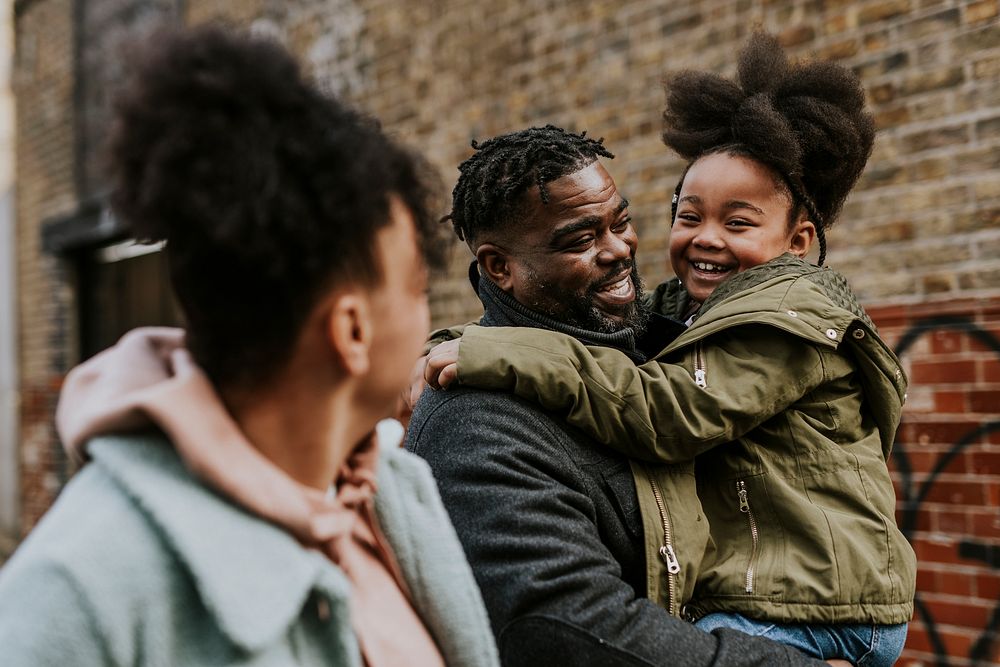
left=612, top=217, right=632, bottom=233
left=567, top=236, right=594, bottom=249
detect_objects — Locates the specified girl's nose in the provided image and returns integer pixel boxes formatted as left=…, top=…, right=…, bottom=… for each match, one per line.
left=692, top=226, right=725, bottom=250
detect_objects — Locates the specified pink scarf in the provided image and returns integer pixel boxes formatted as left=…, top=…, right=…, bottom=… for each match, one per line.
left=56, top=327, right=444, bottom=667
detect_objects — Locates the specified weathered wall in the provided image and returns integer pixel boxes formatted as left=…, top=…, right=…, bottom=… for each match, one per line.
left=13, top=0, right=77, bottom=535
left=10, top=0, right=1000, bottom=664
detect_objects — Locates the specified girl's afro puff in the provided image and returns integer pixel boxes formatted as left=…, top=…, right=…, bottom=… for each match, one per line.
left=662, top=31, right=875, bottom=230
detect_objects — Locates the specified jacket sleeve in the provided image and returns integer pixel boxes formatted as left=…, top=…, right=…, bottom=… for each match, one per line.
left=455, top=324, right=828, bottom=463
left=422, top=320, right=476, bottom=355
left=0, top=559, right=110, bottom=666
left=405, top=391, right=827, bottom=667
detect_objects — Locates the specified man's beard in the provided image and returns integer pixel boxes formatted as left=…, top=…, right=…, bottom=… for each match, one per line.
left=527, top=260, right=649, bottom=336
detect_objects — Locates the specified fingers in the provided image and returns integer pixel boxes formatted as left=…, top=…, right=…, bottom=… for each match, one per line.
left=406, top=355, right=430, bottom=406
left=119, top=327, right=186, bottom=362
left=168, top=348, right=198, bottom=378
left=423, top=339, right=461, bottom=390
left=437, top=363, right=459, bottom=389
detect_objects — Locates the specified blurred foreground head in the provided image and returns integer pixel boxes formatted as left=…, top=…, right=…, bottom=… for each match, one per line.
left=107, top=25, right=444, bottom=398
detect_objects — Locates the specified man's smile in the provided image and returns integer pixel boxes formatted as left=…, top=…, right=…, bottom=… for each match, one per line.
left=593, top=268, right=636, bottom=308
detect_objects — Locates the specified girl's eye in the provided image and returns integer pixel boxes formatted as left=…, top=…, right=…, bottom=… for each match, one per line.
left=727, top=218, right=754, bottom=227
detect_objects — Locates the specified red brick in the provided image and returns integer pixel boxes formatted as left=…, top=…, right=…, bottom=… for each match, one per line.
left=901, top=506, right=933, bottom=531
left=903, top=623, right=931, bottom=652
left=968, top=390, right=1000, bottom=413
left=924, top=480, right=985, bottom=505
left=910, top=359, right=977, bottom=384
left=922, top=598, right=992, bottom=628
left=868, top=303, right=909, bottom=329
left=989, top=482, right=1000, bottom=506
left=935, top=509, right=970, bottom=533
left=967, top=330, right=1000, bottom=353
left=976, top=571, right=1000, bottom=600
left=969, top=451, right=1000, bottom=474
left=913, top=537, right=960, bottom=563
left=929, top=330, right=966, bottom=354
left=896, top=448, right=946, bottom=473
left=916, top=567, right=936, bottom=590
left=970, top=511, right=1000, bottom=539
left=936, top=569, right=975, bottom=596
left=939, top=629, right=975, bottom=657
left=933, top=390, right=968, bottom=413
left=901, top=420, right=983, bottom=446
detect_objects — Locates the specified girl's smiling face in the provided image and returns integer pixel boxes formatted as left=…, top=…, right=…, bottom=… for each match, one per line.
left=668, top=152, right=816, bottom=305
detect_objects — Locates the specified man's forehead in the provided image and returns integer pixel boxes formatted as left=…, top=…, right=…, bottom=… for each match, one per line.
left=536, top=161, right=623, bottom=213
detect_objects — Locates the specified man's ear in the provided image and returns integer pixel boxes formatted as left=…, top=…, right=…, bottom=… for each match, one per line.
left=327, top=292, right=372, bottom=377
left=788, top=219, right=816, bottom=258
left=476, top=243, right=515, bottom=292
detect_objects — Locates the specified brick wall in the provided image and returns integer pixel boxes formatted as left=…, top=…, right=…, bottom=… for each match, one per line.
left=874, top=298, right=1000, bottom=666
left=13, top=0, right=78, bottom=532
left=10, top=0, right=1000, bottom=663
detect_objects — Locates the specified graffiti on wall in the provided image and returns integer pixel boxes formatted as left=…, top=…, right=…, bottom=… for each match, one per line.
left=892, top=315, right=1000, bottom=667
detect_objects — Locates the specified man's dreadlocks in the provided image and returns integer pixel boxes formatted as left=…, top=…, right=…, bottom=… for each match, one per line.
left=444, top=124, right=614, bottom=244
left=663, top=32, right=876, bottom=266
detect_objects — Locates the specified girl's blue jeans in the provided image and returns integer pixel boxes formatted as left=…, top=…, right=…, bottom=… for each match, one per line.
left=695, top=612, right=908, bottom=667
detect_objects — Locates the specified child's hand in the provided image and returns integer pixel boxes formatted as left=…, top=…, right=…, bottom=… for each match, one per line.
left=424, top=339, right=461, bottom=390
left=398, top=355, right=430, bottom=426
left=825, top=661, right=853, bottom=666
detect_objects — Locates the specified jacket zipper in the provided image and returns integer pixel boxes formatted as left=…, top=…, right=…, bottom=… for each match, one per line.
left=737, top=480, right=758, bottom=594
left=649, top=476, right=680, bottom=615
left=694, top=342, right=707, bottom=389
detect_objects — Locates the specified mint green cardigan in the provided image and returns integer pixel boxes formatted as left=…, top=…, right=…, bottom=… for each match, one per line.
left=0, top=434, right=499, bottom=666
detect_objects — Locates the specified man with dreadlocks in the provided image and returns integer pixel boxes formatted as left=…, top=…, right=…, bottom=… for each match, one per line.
left=406, top=125, right=833, bottom=666
left=422, top=34, right=916, bottom=666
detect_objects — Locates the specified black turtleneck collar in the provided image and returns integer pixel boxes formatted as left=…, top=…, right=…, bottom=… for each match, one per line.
left=467, top=261, right=647, bottom=363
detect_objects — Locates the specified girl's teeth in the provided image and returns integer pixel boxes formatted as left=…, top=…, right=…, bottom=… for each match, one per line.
left=694, top=262, right=727, bottom=272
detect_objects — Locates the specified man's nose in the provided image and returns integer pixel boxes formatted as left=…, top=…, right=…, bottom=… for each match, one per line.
left=598, top=228, right=635, bottom=263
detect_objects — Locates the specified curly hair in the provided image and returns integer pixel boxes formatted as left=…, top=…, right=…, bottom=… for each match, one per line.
left=663, top=31, right=875, bottom=265
left=107, top=25, right=443, bottom=389
left=444, top=125, right=614, bottom=244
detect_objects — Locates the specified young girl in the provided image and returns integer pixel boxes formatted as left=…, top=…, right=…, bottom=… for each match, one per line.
left=424, top=32, right=915, bottom=666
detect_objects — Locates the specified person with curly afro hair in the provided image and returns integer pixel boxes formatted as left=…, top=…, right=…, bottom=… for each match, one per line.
left=0, top=25, right=499, bottom=667
left=423, top=32, right=915, bottom=666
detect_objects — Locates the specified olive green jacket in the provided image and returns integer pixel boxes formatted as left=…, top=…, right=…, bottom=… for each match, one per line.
left=424, top=349, right=707, bottom=619
left=453, top=256, right=916, bottom=624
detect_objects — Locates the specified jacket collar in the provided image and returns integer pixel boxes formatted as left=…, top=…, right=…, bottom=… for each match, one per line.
left=88, top=433, right=352, bottom=653
left=471, top=261, right=647, bottom=363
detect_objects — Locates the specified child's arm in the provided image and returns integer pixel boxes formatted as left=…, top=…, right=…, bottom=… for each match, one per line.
left=445, top=324, right=828, bottom=463
left=423, top=321, right=474, bottom=355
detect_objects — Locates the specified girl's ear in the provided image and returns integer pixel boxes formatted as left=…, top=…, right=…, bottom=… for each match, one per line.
left=326, top=292, right=372, bottom=377
left=788, top=219, right=817, bottom=258
left=476, top=243, right=516, bottom=292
